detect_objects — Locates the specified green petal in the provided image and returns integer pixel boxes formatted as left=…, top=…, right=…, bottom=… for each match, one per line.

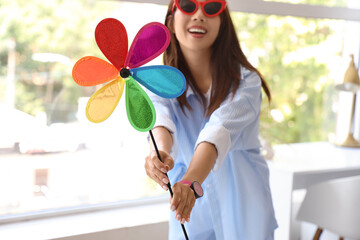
left=125, top=77, right=156, bottom=132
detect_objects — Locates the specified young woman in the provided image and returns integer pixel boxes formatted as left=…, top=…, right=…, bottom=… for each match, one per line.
left=144, top=0, right=278, bottom=239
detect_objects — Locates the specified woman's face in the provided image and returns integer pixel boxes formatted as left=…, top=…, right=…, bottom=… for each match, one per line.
left=172, top=0, right=221, bottom=53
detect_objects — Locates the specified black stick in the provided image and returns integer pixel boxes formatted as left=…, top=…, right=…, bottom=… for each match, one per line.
left=149, top=130, right=189, bottom=240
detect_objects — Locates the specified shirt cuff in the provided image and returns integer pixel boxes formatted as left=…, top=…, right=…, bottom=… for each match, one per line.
left=154, top=113, right=176, bottom=133
left=195, top=125, right=231, bottom=171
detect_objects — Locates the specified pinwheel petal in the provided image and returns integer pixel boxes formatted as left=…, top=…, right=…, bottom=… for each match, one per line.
left=86, top=78, right=125, bottom=123
left=72, top=56, right=119, bottom=86
left=125, top=22, right=170, bottom=69
left=125, top=77, right=156, bottom=132
left=131, top=66, right=186, bottom=99
left=95, top=18, right=128, bottom=70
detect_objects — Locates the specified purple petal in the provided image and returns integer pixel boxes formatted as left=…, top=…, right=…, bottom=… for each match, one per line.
left=125, top=22, right=170, bottom=68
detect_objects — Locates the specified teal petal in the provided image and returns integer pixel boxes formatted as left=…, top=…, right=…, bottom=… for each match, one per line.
left=131, top=65, right=186, bottom=99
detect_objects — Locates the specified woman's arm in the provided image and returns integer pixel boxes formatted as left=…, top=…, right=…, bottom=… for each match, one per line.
left=182, top=142, right=217, bottom=184
left=149, top=126, right=173, bottom=154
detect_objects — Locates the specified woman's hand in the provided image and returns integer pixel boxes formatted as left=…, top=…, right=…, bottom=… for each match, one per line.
left=170, top=182, right=196, bottom=224
left=144, top=150, right=174, bottom=191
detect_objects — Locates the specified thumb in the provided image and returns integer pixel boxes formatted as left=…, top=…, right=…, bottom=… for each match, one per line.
left=163, top=155, right=174, bottom=171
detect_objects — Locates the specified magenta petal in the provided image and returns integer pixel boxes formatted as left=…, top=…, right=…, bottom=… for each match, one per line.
left=125, top=22, right=170, bottom=68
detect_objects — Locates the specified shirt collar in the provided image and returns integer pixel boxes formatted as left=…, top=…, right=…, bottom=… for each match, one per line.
left=186, top=85, right=195, bottom=99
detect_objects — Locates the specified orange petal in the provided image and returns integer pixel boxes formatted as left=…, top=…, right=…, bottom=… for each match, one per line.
left=72, top=56, right=119, bottom=86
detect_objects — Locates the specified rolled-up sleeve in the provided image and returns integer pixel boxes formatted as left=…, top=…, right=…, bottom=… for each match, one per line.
left=195, top=70, right=262, bottom=171
left=148, top=93, right=178, bottom=158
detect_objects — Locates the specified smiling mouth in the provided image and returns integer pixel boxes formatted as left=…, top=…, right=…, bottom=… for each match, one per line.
left=188, top=28, right=207, bottom=34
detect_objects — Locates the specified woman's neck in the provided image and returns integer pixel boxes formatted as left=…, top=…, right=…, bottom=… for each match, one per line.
left=181, top=47, right=212, bottom=93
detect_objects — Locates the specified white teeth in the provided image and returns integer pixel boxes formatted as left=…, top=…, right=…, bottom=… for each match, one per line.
left=188, top=28, right=206, bottom=34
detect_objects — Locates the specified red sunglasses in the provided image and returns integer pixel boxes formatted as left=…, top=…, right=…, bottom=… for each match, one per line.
left=172, top=0, right=227, bottom=18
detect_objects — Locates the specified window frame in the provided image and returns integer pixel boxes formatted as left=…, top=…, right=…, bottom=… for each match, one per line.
left=230, top=0, right=360, bottom=21
left=128, top=0, right=360, bottom=20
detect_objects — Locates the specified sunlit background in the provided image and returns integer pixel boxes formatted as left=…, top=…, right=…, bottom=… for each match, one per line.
left=0, top=0, right=360, bottom=219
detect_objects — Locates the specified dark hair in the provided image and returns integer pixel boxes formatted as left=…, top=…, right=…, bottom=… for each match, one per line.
left=164, top=0, right=271, bottom=116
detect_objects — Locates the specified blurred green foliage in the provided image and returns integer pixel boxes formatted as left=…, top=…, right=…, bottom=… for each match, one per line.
left=232, top=10, right=344, bottom=144
left=0, top=0, right=348, bottom=144
left=0, top=0, right=115, bottom=121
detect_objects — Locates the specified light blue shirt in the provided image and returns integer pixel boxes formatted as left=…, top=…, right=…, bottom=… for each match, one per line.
left=148, top=67, right=278, bottom=240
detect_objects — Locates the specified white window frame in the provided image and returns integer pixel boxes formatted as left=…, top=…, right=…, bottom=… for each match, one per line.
left=231, top=0, right=360, bottom=21
left=129, top=0, right=360, bottom=21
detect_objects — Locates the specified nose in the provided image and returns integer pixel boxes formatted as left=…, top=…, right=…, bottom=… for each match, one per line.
left=191, top=6, right=206, bottom=22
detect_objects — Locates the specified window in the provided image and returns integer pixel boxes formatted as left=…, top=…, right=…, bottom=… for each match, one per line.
left=231, top=12, right=360, bottom=143
left=0, top=0, right=168, bottom=219
left=0, top=0, right=359, bottom=220
left=227, top=0, right=360, bottom=143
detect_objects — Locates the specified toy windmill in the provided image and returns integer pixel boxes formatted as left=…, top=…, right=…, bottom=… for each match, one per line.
left=72, top=18, right=189, bottom=239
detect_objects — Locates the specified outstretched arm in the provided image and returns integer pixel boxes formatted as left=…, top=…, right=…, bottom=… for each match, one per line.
left=171, top=142, right=217, bottom=224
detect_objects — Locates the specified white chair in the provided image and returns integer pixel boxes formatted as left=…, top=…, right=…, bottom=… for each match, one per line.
left=297, top=175, right=360, bottom=240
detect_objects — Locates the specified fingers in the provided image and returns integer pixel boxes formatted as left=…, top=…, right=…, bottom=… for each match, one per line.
left=170, top=183, right=195, bottom=224
left=182, top=191, right=195, bottom=222
left=144, top=155, right=169, bottom=191
left=144, top=150, right=173, bottom=191
left=150, top=150, right=172, bottom=172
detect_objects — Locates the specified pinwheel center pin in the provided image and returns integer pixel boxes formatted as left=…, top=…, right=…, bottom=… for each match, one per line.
left=120, top=68, right=131, bottom=79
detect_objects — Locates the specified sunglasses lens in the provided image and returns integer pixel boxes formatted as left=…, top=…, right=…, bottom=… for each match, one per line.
left=178, top=0, right=196, bottom=13
left=204, top=2, right=222, bottom=15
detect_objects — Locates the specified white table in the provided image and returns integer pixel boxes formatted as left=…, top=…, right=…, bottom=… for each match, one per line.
left=268, top=142, right=360, bottom=240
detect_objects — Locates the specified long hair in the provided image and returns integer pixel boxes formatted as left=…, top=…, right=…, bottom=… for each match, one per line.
left=163, top=0, right=271, bottom=116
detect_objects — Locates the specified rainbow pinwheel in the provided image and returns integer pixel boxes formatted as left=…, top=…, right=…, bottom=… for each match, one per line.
left=72, top=18, right=186, bottom=131
left=72, top=18, right=189, bottom=239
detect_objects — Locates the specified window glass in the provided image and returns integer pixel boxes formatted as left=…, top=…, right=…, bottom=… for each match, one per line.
left=0, top=0, right=167, bottom=216
left=231, top=12, right=360, bottom=144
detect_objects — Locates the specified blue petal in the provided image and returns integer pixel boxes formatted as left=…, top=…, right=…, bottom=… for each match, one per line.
left=131, top=65, right=186, bottom=99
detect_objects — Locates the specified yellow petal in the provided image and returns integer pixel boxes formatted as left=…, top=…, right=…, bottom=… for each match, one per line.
left=86, top=77, right=125, bottom=123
